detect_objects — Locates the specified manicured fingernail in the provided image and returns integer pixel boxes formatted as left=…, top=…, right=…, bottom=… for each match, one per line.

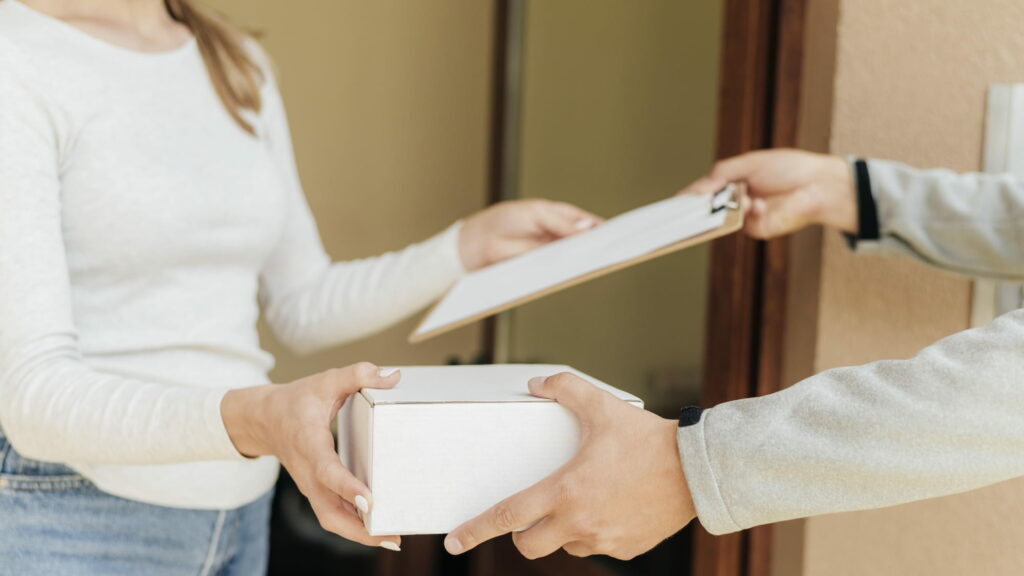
left=444, top=536, right=463, bottom=555
left=528, top=377, right=545, bottom=388
left=354, top=494, right=370, bottom=515
left=381, top=541, right=401, bottom=552
left=379, top=368, right=398, bottom=378
left=575, top=218, right=596, bottom=230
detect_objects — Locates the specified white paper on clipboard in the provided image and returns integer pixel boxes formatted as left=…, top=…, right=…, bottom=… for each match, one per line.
left=411, top=187, right=739, bottom=342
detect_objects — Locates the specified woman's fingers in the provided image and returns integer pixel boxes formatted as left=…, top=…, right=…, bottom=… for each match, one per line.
left=533, top=201, right=601, bottom=238
left=314, top=453, right=373, bottom=515
left=552, top=201, right=603, bottom=231
left=308, top=486, right=401, bottom=550
left=322, top=362, right=401, bottom=399
left=260, top=362, right=411, bottom=551
left=293, top=411, right=402, bottom=551
left=292, top=412, right=375, bottom=516
left=489, top=238, right=545, bottom=263
left=370, top=366, right=402, bottom=389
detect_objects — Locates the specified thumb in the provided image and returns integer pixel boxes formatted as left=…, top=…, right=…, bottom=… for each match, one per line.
left=745, top=189, right=818, bottom=239
left=333, top=362, right=402, bottom=396
left=533, top=201, right=602, bottom=239
left=528, top=373, right=608, bottom=424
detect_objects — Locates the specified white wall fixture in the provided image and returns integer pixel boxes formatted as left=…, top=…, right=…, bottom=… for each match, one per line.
left=971, top=85, right=1024, bottom=327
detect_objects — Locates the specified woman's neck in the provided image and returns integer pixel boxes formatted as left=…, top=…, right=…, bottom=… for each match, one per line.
left=20, top=0, right=192, bottom=52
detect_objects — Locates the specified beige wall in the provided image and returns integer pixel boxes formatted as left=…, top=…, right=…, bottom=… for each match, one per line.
left=507, top=0, right=723, bottom=414
left=203, top=1, right=494, bottom=381
left=784, top=1, right=1024, bottom=574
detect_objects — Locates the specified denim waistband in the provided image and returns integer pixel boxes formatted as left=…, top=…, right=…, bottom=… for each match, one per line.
left=0, top=426, right=92, bottom=490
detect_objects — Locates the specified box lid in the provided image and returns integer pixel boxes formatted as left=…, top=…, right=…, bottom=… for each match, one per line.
left=360, top=364, right=641, bottom=406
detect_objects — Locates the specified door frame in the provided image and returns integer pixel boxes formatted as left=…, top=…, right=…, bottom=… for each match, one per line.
left=693, top=0, right=808, bottom=575
left=471, top=0, right=810, bottom=575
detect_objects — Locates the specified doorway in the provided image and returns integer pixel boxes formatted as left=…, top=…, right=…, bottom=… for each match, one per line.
left=207, top=0, right=810, bottom=574
left=473, top=0, right=807, bottom=575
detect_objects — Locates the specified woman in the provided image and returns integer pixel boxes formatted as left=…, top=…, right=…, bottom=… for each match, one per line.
left=0, top=0, right=600, bottom=572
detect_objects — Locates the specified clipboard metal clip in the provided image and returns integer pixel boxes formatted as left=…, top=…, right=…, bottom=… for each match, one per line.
left=711, top=183, right=741, bottom=214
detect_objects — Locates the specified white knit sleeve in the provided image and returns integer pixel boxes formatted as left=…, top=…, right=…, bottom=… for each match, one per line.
left=255, top=59, right=466, bottom=355
left=0, top=51, right=244, bottom=465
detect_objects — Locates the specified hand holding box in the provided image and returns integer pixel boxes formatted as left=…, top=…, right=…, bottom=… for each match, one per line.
left=337, top=364, right=642, bottom=536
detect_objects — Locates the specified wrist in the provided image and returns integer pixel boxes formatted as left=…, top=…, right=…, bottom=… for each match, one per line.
left=222, top=385, right=276, bottom=458
left=822, top=155, right=858, bottom=234
left=662, top=416, right=696, bottom=516
left=458, top=213, right=488, bottom=271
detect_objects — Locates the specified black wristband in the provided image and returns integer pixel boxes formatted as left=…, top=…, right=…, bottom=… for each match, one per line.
left=678, top=406, right=705, bottom=428
left=844, top=158, right=881, bottom=249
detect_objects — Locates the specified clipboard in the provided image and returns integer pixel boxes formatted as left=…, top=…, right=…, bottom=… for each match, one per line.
left=409, top=184, right=745, bottom=343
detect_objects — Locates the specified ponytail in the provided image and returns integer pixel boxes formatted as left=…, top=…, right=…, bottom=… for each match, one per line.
left=164, top=0, right=264, bottom=135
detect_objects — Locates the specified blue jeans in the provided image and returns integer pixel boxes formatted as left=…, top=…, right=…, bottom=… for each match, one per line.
left=0, top=429, right=273, bottom=575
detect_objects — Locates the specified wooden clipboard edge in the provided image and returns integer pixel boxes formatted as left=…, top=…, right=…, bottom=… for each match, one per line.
left=409, top=188, right=746, bottom=344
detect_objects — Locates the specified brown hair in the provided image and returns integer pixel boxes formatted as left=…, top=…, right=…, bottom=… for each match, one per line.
left=164, top=0, right=264, bottom=135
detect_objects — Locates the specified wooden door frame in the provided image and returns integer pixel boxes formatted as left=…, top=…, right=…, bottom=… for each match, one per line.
left=693, top=0, right=807, bottom=575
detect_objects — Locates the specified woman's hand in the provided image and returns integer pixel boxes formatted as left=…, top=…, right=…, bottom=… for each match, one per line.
left=680, top=149, right=857, bottom=239
left=458, top=200, right=603, bottom=271
left=221, top=362, right=402, bottom=551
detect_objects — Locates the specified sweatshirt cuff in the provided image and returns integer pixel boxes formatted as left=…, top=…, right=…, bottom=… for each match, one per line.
left=677, top=410, right=744, bottom=535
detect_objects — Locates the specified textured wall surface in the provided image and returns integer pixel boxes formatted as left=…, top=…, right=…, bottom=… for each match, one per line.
left=203, top=1, right=493, bottom=380
left=799, top=1, right=1024, bottom=574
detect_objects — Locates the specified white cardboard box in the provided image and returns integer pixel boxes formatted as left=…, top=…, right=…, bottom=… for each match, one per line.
left=337, top=364, right=643, bottom=536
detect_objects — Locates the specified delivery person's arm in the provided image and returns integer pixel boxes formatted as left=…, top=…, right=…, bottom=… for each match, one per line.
left=845, top=158, right=1024, bottom=280
left=676, top=150, right=1024, bottom=533
left=445, top=150, right=1024, bottom=559
left=680, top=306, right=1024, bottom=534
left=711, top=150, right=1024, bottom=280
left=447, top=307, right=1024, bottom=557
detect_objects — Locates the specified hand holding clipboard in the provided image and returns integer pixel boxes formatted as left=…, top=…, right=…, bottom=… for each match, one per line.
left=410, top=185, right=744, bottom=343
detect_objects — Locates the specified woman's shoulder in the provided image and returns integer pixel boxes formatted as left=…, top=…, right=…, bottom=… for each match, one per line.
left=0, top=39, right=104, bottom=158
left=0, top=2, right=39, bottom=71
left=0, top=35, right=55, bottom=101
left=0, top=2, right=69, bottom=66
left=0, top=7, right=103, bottom=93
left=0, top=8, right=107, bottom=131
left=0, top=40, right=102, bottom=131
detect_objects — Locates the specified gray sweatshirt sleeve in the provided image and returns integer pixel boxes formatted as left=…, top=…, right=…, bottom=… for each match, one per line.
left=678, top=308, right=1024, bottom=534
left=677, top=160, right=1024, bottom=535
left=854, top=159, right=1024, bottom=281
